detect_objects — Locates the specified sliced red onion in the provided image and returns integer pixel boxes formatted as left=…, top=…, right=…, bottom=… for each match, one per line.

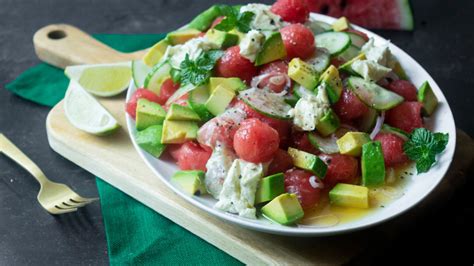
left=378, top=71, right=400, bottom=87
left=250, top=72, right=291, bottom=91
left=250, top=73, right=272, bottom=88
left=309, top=176, right=324, bottom=189
left=370, top=111, right=385, bottom=139
left=282, top=74, right=291, bottom=90
left=296, top=214, right=340, bottom=228
left=386, top=71, right=400, bottom=81
left=339, top=123, right=359, bottom=131
left=269, top=75, right=285, bottom=85
left=377, top=78, right=389, bottom=87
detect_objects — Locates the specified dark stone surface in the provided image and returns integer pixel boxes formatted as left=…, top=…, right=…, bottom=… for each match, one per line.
left=0, top=0, right=472, bottom=265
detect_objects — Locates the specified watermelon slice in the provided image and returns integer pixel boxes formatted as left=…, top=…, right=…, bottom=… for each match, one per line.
left=305, top=0, right=414, bottom=30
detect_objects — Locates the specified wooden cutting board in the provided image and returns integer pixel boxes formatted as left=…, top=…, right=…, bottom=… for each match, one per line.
left=38, top=24, right=474, bottom=264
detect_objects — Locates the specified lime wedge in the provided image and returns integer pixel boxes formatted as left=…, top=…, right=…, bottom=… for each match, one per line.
left=132, top=60, right=152, bottom=88
left=64, top=80, right=120, bottom=135
left=65, top=62, right=131, bottom=97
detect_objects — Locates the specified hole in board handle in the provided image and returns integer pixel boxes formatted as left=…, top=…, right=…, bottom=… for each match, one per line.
left=47, top=30, right=67, bottom=40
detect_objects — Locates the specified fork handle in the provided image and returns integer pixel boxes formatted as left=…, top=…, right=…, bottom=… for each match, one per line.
left=0, top=134, right=49, bottom=185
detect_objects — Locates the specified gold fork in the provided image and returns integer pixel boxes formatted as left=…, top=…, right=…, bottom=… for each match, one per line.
left=0, top=133, right=98, bottom=214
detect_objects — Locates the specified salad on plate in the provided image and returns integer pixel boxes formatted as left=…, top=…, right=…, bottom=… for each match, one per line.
left=124, top=0, right=449, bottom=227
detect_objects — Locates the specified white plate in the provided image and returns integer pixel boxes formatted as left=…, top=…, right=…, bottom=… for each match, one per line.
left=125, top=13, right=456, bottom=236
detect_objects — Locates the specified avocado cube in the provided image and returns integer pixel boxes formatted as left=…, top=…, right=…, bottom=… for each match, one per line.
left=332, top=17, right=350, bottom=32
left=417, top=81, right=438, bottom=116
left=319, top=65, right=343, bottom=104
left=361, top=141, right=386, bottom=187
left=209, top=77, right=246, bottom=93
left=288, top=147, right=328, bottom=178
left=316, top=109, right=340, bottom=137
left=329, top=183, right=369, bottom=209
left=161, top=120, right=199, bottom=144
left=261, top=193, right=304, bottom=225
left=166, top=103, right=201, bottom=122
left=339, top=53, right=366, bottom=76
left=229, top=28, right=246, bottom=42
left=135, top=125, right=166, bottom=158
left=392, top=60, right=408, bottom=80
left=143, top=39, right=169, bottom=67
left=188, top=86, right=214, bottom=122
left=336, top=132, right=371, bottom=156
left=255, top=32, right=287, bottom=66
left=288, top=58, right=319, bottom=89
left=205, top=29, right=239, bottom=49
left=205, top=85, right=236, bottom=116
left=187, top=101, right=213, bottom=123
left=171, top=170, right=207, bottom=195
left=166, top=29, right=202, bottom=45
left=255, top=173, right=285, bottom=204
left=188, top=5, right=222, bottom=31
left=136, top=99, right=166, bottom=131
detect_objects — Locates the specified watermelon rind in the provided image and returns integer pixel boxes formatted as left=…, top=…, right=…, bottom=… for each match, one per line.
left=398, top=0, right=414, bottom=30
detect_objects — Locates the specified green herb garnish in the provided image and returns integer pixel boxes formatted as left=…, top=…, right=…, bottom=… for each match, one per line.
left=179, top=50, right=224, bottom=86
left=403, top=128, right=449, bottom=173
left=214, top=5, right=255, bottom=33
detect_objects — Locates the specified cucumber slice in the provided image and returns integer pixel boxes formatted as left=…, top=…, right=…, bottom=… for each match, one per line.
left=380, top=124, right=409, bottom=141
left=338, top=45, right=360, bottom=62
left=347, top=77, right=404, bottom=111
left=144, top=60, right=172, bottom=94
left=358, top=108, right=378, bottom=133
left=165, top=83, right=196, bottom=106
left=188, top=85, right=214, bottom=122
left=306, top=20, right=332, bottom=35
left=293, top=84, right=316, bottom=98
left=132, top=60, right=152, bottom=88
left=239, top=88, right=292, bottom=120
left=306, top=48, right=331, bottom=73
left=315, top=32, right=351, bottom=56
left=346, top=32, right=367, bottom=48
left=284, top=93, right=300, bottom=107
left=307, top=133, right=339, bottom=154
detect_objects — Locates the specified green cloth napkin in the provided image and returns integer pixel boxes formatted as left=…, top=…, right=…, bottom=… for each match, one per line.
left=6, top=34, right=241, bottom=266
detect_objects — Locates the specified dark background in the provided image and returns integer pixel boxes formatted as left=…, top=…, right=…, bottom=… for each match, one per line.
left=0, top=0, right=472, bottom=265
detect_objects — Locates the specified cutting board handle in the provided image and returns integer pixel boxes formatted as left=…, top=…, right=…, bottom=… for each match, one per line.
left=33, top=24, right=145, bottom=69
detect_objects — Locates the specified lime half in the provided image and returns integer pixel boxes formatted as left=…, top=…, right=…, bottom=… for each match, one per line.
left=65, top=62, right=131, bottom=97
left=64, top=80, right=120, bottom=135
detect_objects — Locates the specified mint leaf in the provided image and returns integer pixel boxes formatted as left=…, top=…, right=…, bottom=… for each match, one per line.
left=214, top=5, right=238, bottom=32
left=214, top=5, right=254, bottom=33
left=179, top=50, right=223, bottom=86
left=214, top=17, right=236, bottom=32
left=415, top=152, right=436, bottom=173
left=237, top=11, right=255, bottom=33
left=403, top=128, right=449, bottom=174
left=433, top=132, right=449, bottom=153
left=219, top=5, right=238, bottom=17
